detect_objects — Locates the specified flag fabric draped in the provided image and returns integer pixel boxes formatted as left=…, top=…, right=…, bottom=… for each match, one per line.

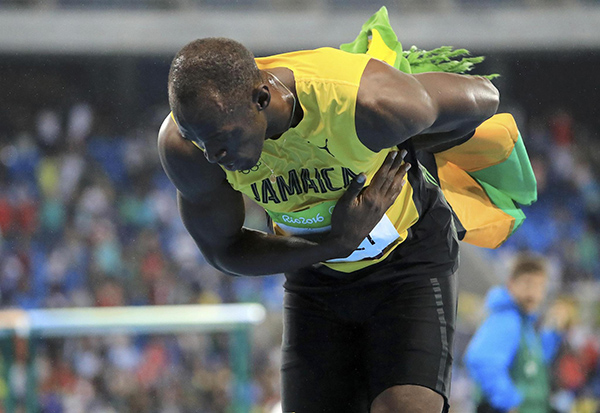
left=341, top=6, right=536, bottom=248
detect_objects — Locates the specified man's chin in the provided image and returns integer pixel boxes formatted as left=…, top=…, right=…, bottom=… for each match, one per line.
left=222, top=162, right=237, bottom=172
left=229, top=159, right=259, bottom=172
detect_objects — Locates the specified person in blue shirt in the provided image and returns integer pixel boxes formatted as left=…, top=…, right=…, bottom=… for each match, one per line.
left=464, top=254, right=569, bottom=413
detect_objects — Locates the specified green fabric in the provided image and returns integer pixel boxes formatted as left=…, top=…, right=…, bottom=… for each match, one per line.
left=340, top=6, right=412, bottom=73
left=510, top=318, right=551, bottom=413
left=468, top=132, right=537, bottom=236
left=340, top=6, right=498, bottom=78
left=477, top=180, right=527, bottom=235
left=340, top=6, right=535, bottom=246
left=469, top=133, right=538, bottom=206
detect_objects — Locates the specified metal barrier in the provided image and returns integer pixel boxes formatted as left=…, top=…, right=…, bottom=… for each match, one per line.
left=0, top=303, right=267, bottom=413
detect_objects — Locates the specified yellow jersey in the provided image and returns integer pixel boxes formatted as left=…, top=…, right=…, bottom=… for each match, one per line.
left=220, top=47, right=420, bottom=272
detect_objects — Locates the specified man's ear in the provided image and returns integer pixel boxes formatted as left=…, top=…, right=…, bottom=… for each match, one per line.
left=253, top=85, right=270, bottom=111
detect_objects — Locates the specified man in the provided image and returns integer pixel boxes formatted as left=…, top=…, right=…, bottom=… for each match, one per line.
left=464, top=255, right=568, bottom=413
left=157, top=36, right=499, bottom=412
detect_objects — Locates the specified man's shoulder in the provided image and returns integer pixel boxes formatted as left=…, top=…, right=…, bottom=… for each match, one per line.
left=157, top=113, right=196, bottom=162
left=484, top=306, right=523, bottom=332
left=256, top=47, right=354, bottom=63
left=256, top=48, right=371, bottom=84
left=157, top=114, right=226, bottom=202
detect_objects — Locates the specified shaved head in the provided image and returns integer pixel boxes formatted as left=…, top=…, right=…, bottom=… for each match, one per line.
left=168, top=37, right=263, bottom=124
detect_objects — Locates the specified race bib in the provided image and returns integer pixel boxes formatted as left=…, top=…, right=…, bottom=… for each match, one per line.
left=267, top=201, right=400, bottom=262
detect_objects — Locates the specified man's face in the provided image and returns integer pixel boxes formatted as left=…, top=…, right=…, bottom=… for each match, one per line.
left=507, top=271, right=547, bottom=314
left=176, top=105, right=267, bottom=172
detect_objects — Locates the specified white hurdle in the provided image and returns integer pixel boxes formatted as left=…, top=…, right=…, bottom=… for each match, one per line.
left=0, top=303, right=267, bottom=413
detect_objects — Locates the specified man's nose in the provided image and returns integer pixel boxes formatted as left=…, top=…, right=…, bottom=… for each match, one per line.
left=204, top=148, right=227, bottom=163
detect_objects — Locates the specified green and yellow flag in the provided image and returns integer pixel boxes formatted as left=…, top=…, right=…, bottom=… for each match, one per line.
left=341, top=7, right=536, bottom=248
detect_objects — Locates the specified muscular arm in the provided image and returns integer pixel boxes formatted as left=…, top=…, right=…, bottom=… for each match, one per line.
left=158, top=115, right=408, bottom=276
left=158, top=115, right=345, bottom=276
left=177, top=191, right=345, bottom=276
left=356, top=58, right=499, bottom=152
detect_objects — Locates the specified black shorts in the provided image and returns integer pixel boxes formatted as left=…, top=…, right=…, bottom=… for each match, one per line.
left=280, top=273, right=457, bottom=413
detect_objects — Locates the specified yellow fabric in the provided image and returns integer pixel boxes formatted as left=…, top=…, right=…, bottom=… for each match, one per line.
left=434, top=114, right=521, bottom=248
left=218, top=47, right=419, bottom=272
left=435, top=113, right=519, bottom=172
left=436, top=160, right=515, bottom=248
left=366, top=28, right=397, bottom=66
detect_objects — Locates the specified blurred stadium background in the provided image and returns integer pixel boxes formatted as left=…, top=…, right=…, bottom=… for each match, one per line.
left=0, top=0, right=599, bottom=412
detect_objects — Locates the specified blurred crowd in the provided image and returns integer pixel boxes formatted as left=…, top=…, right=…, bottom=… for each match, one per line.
left=0, top=103, right=282, bottom=311
left=0, top=98, right=599, bottom=412
left=451, top=108, right=600, bottom=413
left=500, top=109, right=600, bottom=283
left=504, top=109, right=600, bottom=412
left=0, top=103, right=283, bottom=412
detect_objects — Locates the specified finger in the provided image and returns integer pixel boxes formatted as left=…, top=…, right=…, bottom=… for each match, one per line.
left=338, top=173, right=366, bottom=205
left=378, top=149, right=408, bottom=193
left=385, top=162, right=411, bottom=199
left=369, top=151, right=399, bottom=191
left=393, top=149, right=408, bottom=168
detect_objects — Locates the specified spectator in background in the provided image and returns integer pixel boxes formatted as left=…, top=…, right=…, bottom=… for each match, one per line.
left=464, top=254, right=571, bottom=413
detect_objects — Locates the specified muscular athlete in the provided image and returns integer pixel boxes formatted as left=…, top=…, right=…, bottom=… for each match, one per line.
left=158, top=38, right=499, bottom=413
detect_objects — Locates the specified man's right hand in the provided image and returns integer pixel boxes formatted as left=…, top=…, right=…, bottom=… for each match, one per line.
left=326, top=150, right=411, bottom=258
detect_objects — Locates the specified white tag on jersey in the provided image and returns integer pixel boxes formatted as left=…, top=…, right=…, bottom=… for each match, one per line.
left=269, top=201, right=400, bottom=263
left=326, top=214, right=400, bottom=263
